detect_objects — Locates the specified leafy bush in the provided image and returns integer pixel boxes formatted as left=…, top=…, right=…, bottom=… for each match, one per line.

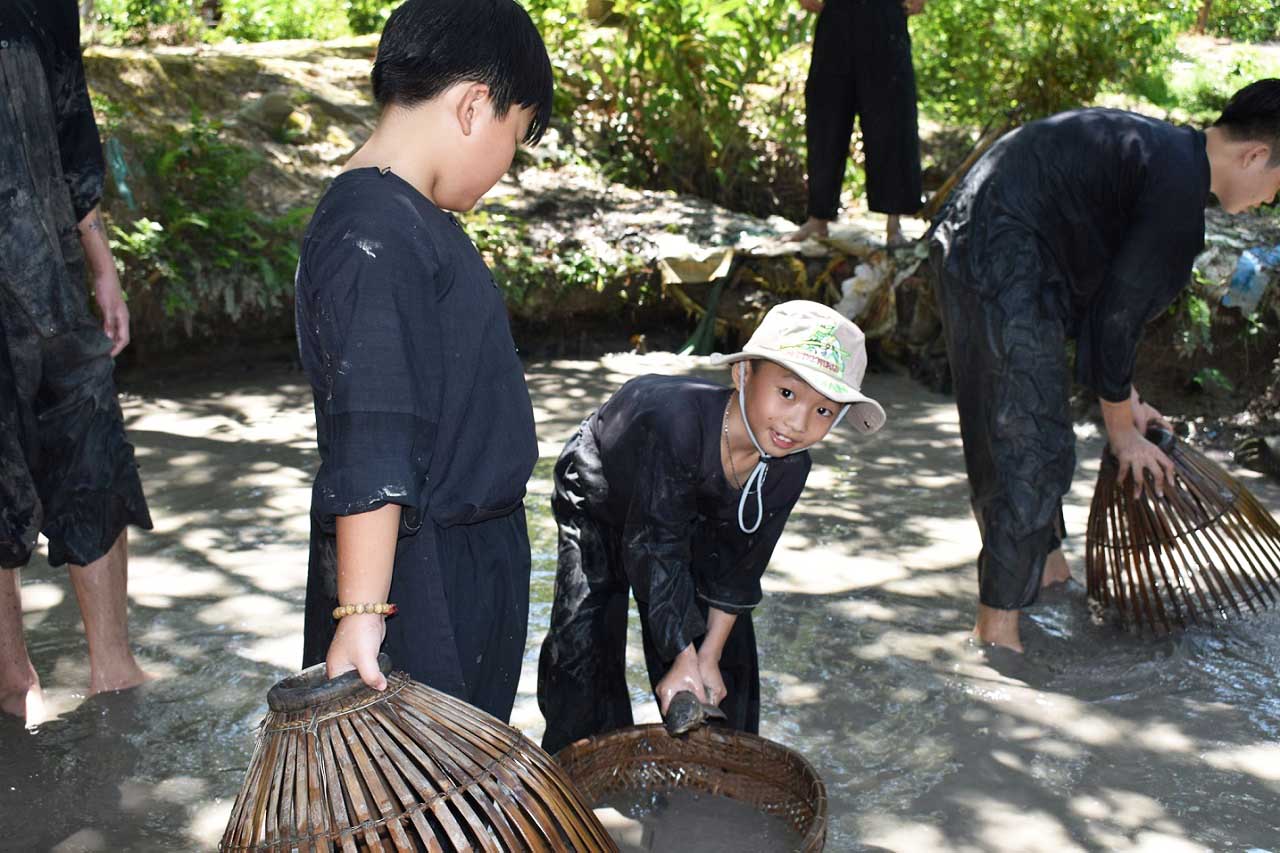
left=106, top=109, right=309, bottom=336
left=535, top=0, right=812, bottom=219
left=1199, top=0, right=1280, bottom=43
left=212, top=0, right=350, bottom=41
left=89, top=0, right=205, bottom=44
left=89, top=0, right=396, bottom=43
left=912, top=0, right=1196, bottom=128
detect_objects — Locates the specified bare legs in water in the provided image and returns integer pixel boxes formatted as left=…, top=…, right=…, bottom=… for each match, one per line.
left=973, top=549, right=1073, bottom=653
left=785, top=214, right=906, bottom=246
left=0, top=530, right=150, bottom=724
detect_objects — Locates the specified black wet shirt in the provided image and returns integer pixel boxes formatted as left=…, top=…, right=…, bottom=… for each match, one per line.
left=0, top=0, right=105, bottom=336
left=936, top=109, right=1210, bottom=402
left=295, top=169, right=538, bottom=532
left=581, top=375, right=810, bottom=658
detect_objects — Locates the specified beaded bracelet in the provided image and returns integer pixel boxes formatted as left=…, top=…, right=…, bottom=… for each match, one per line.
left=332, top=602, right=399, bottom=620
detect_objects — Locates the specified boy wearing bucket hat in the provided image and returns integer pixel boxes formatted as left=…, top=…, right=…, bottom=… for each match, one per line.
left=537, top=300, right=884, bottom=754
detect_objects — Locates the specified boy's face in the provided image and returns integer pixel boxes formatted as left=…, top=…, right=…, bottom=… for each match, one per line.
left=441, top=94, right=535, bottom=211
left=735, top=360, right=841, bottom=455
left=1217, top=143, right=1280, bottom=214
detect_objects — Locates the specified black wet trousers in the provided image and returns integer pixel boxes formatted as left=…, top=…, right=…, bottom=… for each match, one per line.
left=805, top=0, right=923, bottom=219
left=930, top=236, right=1073, bottom=610
left=303, top=507, right=531, bottom=724
left=0, top=284, right=151, bottom=570
left=537, top=445, right=759, bottom=756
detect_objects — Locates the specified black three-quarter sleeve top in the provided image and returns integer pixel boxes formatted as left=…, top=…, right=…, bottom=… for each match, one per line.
left=1, top=0, right=106, bottom=336
left=938, top=109, right=1211, bottom=402
left=295, top=168, right=539, bottom=535
left=580, top=375, right=810, bottom=661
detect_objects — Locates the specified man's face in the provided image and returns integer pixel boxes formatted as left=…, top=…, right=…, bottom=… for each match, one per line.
left=1220, top=144, right=1280, bottom=214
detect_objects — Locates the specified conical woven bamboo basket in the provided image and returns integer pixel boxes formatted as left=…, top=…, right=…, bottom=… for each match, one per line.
left=1086, top=428, right=1280, bottom=635
left=220, top=656, right=617, bottom=852
left=556, top=724, right=827, bottom=852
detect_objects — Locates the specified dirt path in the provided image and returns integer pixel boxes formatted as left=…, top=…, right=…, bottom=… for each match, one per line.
left=2, top=355, right=1278, bottom=851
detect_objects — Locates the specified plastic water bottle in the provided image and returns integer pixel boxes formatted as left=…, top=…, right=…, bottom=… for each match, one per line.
left=1225, top=245, right=1280, bottom=314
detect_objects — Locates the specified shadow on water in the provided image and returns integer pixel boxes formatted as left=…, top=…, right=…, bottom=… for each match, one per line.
left=2, top=355, right=1278, bottom=850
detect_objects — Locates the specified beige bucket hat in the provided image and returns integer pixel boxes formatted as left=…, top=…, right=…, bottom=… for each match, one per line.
left=710, top=300, right=886, bottom=434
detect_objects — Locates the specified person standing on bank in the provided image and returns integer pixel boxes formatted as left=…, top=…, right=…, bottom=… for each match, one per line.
left=537, top=301, right=886, bottom=755
left=929, top=80, right=1280, bottom=652
left=294, top=0, right=553, bottom=722
left=787, top=0, right=926, bottom=247
left=0, top=0, right=153, bottom=724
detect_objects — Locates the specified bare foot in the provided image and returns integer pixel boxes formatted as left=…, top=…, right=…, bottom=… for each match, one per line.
left=1041, top=549, right=1072, bottom=588
left=974, top=605, right=1023, bottom=652
left=0, top=667, right=45, bottom=725
left=886, top=214, right=907, bottom=247
left=784, top=217, right=830, bottom=243
left=89, top=662, right=154, bottom=697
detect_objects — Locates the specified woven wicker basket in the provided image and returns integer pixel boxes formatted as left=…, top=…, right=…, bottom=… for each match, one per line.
left=556, top=725, right=827, bottom=852
left=1086, top=428, right=1280, bottom=635
left=220, top=656, right=617, bottom=852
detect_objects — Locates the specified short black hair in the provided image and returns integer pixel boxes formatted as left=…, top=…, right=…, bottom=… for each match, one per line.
left=1214, top=78, right=1280, bottom=166
left=372, top=0, right=553, bottom=145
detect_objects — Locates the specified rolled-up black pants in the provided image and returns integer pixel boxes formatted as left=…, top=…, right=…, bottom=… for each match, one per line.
left=0, top=283, right=151, bottom=570
left=805, top=0, right=923, bottom=219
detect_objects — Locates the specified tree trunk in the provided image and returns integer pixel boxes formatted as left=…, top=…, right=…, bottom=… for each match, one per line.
left=1194, top=0, right=1212, bottom=34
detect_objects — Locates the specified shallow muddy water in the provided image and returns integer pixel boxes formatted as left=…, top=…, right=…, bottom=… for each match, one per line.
left=596, top=790, right=802, bottom=852
left=2, top=352, right=1278, bottom=851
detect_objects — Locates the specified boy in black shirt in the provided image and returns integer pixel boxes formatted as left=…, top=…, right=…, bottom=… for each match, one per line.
left=538, top=301, right=886, bottom=754
left=930, top=80, right=1280, bottom=652
left=294, top=0, right=552, bottom=721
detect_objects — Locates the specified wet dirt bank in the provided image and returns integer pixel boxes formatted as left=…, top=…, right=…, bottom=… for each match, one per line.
left=2, top=353, right=1279, bottom=851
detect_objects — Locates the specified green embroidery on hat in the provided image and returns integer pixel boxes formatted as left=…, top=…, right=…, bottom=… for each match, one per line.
left=779, top=323, right=849, bottom=376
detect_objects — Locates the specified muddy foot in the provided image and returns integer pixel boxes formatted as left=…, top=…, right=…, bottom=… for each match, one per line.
left=1041, top=550, right=1072, bottom=588
left=89, top=664, right=154, bottom=697
left=784, top=218, right=830, bottom=243
left=973, top=605, right=1023, bottom=653
left=1, top=681, right=46, bottom=725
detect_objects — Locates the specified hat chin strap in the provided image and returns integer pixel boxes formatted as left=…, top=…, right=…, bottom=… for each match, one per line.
left=733, top=362, right=850, bottom=534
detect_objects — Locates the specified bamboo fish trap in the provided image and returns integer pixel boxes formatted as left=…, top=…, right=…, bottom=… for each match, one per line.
left=220, top=656, right=617, bottom=852
left=1085, top=428, right=1280, bottom=635
left=556, top=724, right=828, bottom=852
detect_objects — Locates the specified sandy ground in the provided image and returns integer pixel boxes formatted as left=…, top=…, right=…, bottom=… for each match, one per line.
left=2, top=352, right=1279, bottom=851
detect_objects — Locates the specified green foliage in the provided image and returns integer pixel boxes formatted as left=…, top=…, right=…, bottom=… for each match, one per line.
left=89, top=0, right=395, bottom=43
left=212, top=0, right=350, bottom=41
left=107, top=110, right=308, bottom=335
left=1162, top=45, right=1280, bottom=123
left=1200, top=0, right=1280, bottom=43
left=547, top=0, right=812, bottom=218
left=463, top=210, right=645, bottom=310
left=344, top=0, right=398, bottom=35
left=912, top=0, right=1195, bottom=128
left=89, top=0, right=205, bottom=44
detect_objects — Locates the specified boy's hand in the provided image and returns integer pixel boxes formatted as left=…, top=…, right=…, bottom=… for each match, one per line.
left=656, top=644, right=708, bottom=713
left=697, top=654, right=727, bottom=706
left=93, top=270, right=131, bottom=357
left=902, top=0, right=926, bottom=14
left=326, top=613, right=388, bottom=691
left=1129, top=387, right=1173, bottom=434
left=799, top=0, right=823, bottom=13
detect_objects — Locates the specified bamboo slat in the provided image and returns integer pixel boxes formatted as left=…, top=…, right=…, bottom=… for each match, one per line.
left=220, top=657, right=617, bottom=852
left=1085, top=428, right=1280, bottom=634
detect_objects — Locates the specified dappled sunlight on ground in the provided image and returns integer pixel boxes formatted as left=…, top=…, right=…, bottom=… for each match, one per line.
left=1, top=353, right=1278, bottom=850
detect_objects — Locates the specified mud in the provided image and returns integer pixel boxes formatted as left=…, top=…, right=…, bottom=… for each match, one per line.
left=596, top=790, right=801, bottom=853
left=2, top=352, right=1279, bottom=851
